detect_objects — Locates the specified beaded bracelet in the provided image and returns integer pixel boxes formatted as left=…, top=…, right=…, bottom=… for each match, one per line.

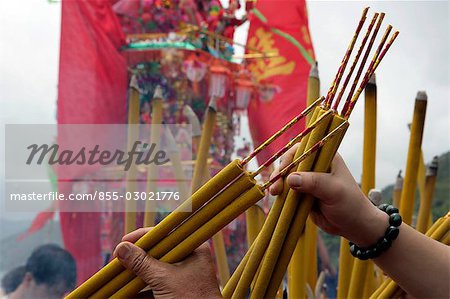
left=349, top=204, right=402, bottom=260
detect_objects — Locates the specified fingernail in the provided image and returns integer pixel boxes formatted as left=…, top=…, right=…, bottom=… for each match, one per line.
left=288, top=173, right=302, bottom=188
left=116, top=243, right=131, bottom=260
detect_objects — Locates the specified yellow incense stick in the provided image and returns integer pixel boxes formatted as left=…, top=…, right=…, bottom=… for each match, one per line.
left=246, top=205, right=264, bottom=246
left=304, top=61, right=320, bottom=291
left=337, top=239, right=354, bottom=299
left=212, top=231, right=231, bottom=287
left=164, top=127, right=190, bottom=205
left=417, top=150, right=426, bottom=206
left=222, top=241, right=255, bottom=298
left=191, top=98, right=217, bottom=191
left=125, top=78, right=141, bottom=234
left=229, top=174, right=297, bottom=299
left=416, top=157, right=438, bottom=233
left=200, top=170, right=231, bottom=289
left=289, top=63, right=321, bottom=298
left=183, top=104, right=202, bottom=151
left=392, top=171, right=403, bottom=208
left=144, top=87, right=164, bottom=227
left=348, top=73, right=378, bottom=299
left=399, top=92, right=427, bottom=225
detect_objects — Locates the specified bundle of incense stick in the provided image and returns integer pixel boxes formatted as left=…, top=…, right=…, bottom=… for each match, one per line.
left=223, top=8, right=399, bottom=299
left=369, top=212, right=450, bottom=299
left=65, top=94, right=339, bottom=298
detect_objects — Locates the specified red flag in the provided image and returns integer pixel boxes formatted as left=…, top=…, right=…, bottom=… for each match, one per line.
left=247, top=0, right=315, bottom=164
left=17, top=210, right=55, bottom=241
left=57, top=0, right=127, bottom=285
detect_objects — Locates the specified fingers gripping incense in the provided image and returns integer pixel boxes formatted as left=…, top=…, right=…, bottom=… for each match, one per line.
left=261, top=122, right=348, bottom=190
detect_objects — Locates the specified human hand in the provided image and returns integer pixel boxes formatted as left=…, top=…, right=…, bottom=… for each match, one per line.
left=269, top=146, right=388, bottom=247
left=113, top=228, right=221, bottom=299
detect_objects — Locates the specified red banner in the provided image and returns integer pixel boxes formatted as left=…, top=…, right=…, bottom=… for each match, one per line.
left=57, top=0, right=127, bottom=285
left=247, top=0, right=315, bottom=164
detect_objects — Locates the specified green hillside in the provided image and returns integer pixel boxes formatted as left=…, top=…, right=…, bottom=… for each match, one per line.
left=381, top=150, right=450, bottom=221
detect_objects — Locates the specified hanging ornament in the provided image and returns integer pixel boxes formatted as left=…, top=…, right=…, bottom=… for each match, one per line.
left=234, top=71, right=254, bottom=111
left=183, top=54, right=207, bottom=94
left=209, top=60, right=230, bottom=99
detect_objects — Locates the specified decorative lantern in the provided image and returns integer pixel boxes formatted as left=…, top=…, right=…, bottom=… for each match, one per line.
left=183, top=55, right=207, bottom=94
left=234, top=72, right=254, bottom=111
left=259, top=80, right=281, bottom=103
left=209, top=60, right=230, bottom=99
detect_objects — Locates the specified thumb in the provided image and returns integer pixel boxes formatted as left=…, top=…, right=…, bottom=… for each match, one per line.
left=287, top=171, right=338, bottom=202
left=115, top=242, right=172, bottom=287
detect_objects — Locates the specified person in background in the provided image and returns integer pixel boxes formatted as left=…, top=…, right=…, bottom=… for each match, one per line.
left=5, top=244, right=76, bottom=299
left=1, top=266, right=26, bottom=296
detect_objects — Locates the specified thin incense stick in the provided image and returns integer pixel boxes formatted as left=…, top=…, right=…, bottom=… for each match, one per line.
left=324, top=7, right=369, bottom=107
left=262, top=121, right=347, bottom=188
left=241, top=97, right=323, bottom=165
left=332, top=13, right=380, bottom=111
left=344, top=30, right=399, bottom=118
left=340, top=15, right=387, bottom=115
left=251, top=110, right=333, bottom=176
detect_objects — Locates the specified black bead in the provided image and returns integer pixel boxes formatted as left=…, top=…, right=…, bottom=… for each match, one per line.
left=377, top=237, right=392, bottom=251
left=349, top=244, right=358, bottom=256
left=385, top=226, right=400, bottom=240
left=355, top=249, right=365, bottom=259
left=371, top=246, right=381, bottom=258
left=389, top=213, right=402, bottom=227
left=386, top=205, right=399, bottom=215
left=360, top=250, right=371, bottom=260
left=378, top=203, right=389, bottom=212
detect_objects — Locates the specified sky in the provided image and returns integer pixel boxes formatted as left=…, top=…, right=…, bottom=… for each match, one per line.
left=0, top=1, right=449, bottom=220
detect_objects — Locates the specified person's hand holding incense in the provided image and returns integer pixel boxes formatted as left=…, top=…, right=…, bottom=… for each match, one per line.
left=114, top=227, right=221, bottom=299
left=270, top=149, right=449, bottom=298
left=270, top=148, right=385, bottom=247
